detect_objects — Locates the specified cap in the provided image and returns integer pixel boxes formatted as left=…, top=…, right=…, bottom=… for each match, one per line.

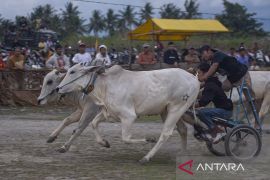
left=142, top=43, right=150, bottom=48
left=79, top=42, right=86, bottom=47
left=99, top=45, right=107, bottom=50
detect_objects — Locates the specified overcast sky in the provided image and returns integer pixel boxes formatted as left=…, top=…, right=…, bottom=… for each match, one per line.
left=1, top=0, right=270, bottom=30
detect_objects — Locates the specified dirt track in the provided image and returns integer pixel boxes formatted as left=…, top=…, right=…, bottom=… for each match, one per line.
left=1, top=106, right=270, bottom=180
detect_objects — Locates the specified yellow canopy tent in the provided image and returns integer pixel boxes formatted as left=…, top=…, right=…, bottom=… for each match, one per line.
left=128, top=18, right=229, bottom=41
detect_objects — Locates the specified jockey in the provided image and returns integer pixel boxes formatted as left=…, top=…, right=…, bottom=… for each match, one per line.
left=93, top=45, right=112, bottom=66
left=195, top=63, right=233, bottom=143
left=198, top=45, right=250, bottom=91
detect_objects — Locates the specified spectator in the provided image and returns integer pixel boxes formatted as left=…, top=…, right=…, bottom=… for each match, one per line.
left=93, top=45, right=112, bottom=66
left=184, top=47, right=200, bottom=64
left=0, top=53, right=6, bottom=69
left=24, top=50, right=45, bottom=69
left=8, top=47, right=25, bottom=69
left=38, top=37, right=47, bottom=52
left=46, top=36, right=54, bottom=49
left=46, top=44, right=70, bottom=70
left=239, top=42, right=245, bottom=49
left=137, top=44, right=156, bottom=65
left=253, top=42, right=265, bottom=66
left=163, top=42, right=180, bottom=67
left=109, top=48, right=118, bottom=63
left=228, top=47, right=237, bottom=58
left=72, top=42, right=92, bottom=65
left=236, top=47, right=251, bottom=67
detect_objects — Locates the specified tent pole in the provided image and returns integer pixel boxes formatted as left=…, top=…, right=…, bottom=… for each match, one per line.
left=151, top=20, right=159, bottom=69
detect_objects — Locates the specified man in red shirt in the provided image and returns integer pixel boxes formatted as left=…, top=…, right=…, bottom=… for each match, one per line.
left=137, top=44, right=157, bottom=65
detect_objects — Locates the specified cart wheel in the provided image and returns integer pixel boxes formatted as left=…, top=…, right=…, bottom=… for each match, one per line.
left=206, top=138, right=226, bottom=156
left=225, top=125, right=261, bottom=161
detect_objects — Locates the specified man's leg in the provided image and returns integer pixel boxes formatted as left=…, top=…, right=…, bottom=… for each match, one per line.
left=197, top=108, right=232, bottom=138
left=222, top=78, right=233, bottom=92
left=197, top=108, right=216, bottom=130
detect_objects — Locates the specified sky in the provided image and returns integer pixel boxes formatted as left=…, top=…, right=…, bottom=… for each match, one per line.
left=0, top=0, right=270, bottom=31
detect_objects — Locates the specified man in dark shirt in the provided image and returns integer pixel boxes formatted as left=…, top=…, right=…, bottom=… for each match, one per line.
left=196, top=63, right=233, bottom=143
left=198, top=45, right=249, bottom=91
left=163, top=42, right=180, bottom=67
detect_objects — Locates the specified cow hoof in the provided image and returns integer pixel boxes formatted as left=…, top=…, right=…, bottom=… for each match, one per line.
left=57, top=147, right=67, bottom=153
left=103, top=140, right=110, bottom=148
left=146, top=137, right=157, bottom=143
left=47, top=136, right=57, bottom=143
left=139, top=157, right=149, bottom=165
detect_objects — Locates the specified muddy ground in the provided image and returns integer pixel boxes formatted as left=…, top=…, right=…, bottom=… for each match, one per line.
left=0, top=106, right=270, bottom=180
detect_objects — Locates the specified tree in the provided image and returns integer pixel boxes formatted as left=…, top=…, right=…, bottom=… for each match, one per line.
left=139, top=2, right=154, bottom=23
left=89, top=10, right=105, bottom=37
left=216, top=0, right=265, bottom=36
left=105, top=9, right=119, bottom=36
left=29, top=4, right=61, bottom=32
left=0, top=18, right=15, bottom=39
left=61, top=2, right=86, bottom=37
left=118, top=5, right=138, bottom=32
left=159, top=3, right=184, bottom=19
left=183, top=0, right=201, bottom=19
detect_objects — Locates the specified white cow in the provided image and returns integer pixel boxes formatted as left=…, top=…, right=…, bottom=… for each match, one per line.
left=223, top=71, right=270, bottom=126
left=57, top=64, right=200, bottom=163
left=37, top=69, right=104, bottom=152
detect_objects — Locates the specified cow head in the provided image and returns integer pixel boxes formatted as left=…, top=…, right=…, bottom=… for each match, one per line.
left=37, top=69, right=66, bottom=105
left=57, top=63, right=103, bottom=94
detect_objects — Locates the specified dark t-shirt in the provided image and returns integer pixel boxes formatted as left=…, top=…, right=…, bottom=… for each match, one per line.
left=212, top=51, right=248, bottom=83
left=199, top=77, right=233, bottom=111
left=163, top=49, right=180, bottom=65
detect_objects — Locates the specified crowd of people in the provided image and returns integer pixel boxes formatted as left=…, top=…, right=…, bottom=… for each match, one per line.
left=0, top=38, right=269, bottom=71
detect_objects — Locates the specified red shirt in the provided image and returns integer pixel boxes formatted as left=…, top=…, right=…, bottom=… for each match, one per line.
left=138, top=51, right=156, bottom=65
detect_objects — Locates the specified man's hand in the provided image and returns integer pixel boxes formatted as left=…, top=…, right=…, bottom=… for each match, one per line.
left=205, top=63, right=219, bottom=78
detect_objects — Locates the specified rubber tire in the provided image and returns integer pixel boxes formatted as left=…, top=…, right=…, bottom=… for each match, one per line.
left=206, top=141, right=226, bottom=156
left=225, top=125, right=262, bottom=162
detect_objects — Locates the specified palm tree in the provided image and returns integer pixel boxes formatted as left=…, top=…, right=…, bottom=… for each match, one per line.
left=139, top=2, right=154, bottom=23
left=29, top=4, right=61, bottom=32
left=61, top=2, right=86, bottom=36
left=183, top=0, right=201, bottom=19
left=89, top=10, right=105, bottom=37
left=159, top=3, right=184, bottom=19
left=105, top=9, right=119, bottom=36
left=0, top=19, right=15, bottom=38
left=118, top=5, right=138, bottom=32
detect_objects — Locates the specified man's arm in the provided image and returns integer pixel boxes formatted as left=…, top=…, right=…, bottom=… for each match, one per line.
left=175, top=51, right=180, bottom=63
left=72, top=54, right=78, bottom=64
left=151, top=53, right=157, bottom=64
left=201, top=63, right=219, bottom=81
left=196, top=85, right=215, bottom=108
left=46, top=56, right=55, bottom=69
left=64, top=56, right=70, bottom=70
left=137, top=53, right=144, bottom=64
